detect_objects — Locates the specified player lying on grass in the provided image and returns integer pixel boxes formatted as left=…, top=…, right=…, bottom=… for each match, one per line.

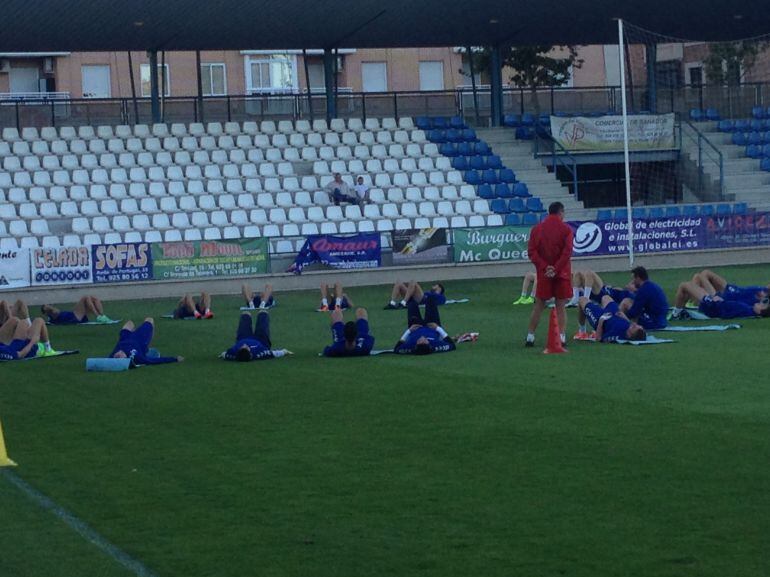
left=0, top=299, right=30, bottom=326
left=221, top=311, right=293, bottom=361
left=575, top=296, right=647, bottom=343
left=173, top=292, right=213, bottom=319
left=0, top=316, right=58, bottom=360
left=573, top=269, right=635, bottom=305
left=322, top=307, right=375, bottom=357
left=394, top=293, right=456, bottom=355
left=41, top=296, right=113, bottom=325
left=671, top=277, right=770, bottom=319
left=242, top=283, right=274, bottom=309
left=617, top=266, right=669, bottom=330
left=319, top=282, right=353, bottom=311
left=693, top=269, right=769, bottom=304
left=385, top=280, right=445, bottom=309
left=109, top=318, right=183, bottom=365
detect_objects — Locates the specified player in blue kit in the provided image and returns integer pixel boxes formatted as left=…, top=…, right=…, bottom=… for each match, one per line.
left=0, top=315, right=58, bottom=360
left=572, top=270, right=635, bottom=339
left=576, top=296, right=647, bottom=343
left=671, top=280, right=770, bottom=319
left=619, top=266, right=669, bottom=330
left=694, top=269, right=768, bottom=304
left=318, top=282, right=353, bottom=312
left=222, top=311, right=293, bottom=361
left=109, top=318, right=183, bottom=365
left=173, top=292, right=213, bottom=319
left=242, top=283, right=275, bottom=310
left=394, top=293, right=456, bottom=354
left=41, top=296, right=113, bottom=324
left=322, top=307, right=374, bottom=357
left=385, top=280, right=446, bottom=309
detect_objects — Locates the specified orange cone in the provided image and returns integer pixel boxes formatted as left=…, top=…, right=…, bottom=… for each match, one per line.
left=543, top=308, right=567, bottom=354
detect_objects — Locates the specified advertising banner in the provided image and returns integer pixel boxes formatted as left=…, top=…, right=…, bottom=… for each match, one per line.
left=551, top=114, right=676, bottom=152
left=0, top=248, right=30, bottom=289
left=92, top=242, right=153, bottom=284
left=151, top=238, right=270, bottom=280
left=289, top=233, right=381, bottom=274
left=31, top=246, right=92, bottom=286
left=392, top=228, right=449, bottom=264
left=452, top=226, right=530, bottom=263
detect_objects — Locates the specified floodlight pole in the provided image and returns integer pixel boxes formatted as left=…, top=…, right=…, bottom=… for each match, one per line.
left=618, top=19, right=635, bottom=266
left=148, top=50, right=161, bottom=124
left=195, top=50, right=205, bottom=123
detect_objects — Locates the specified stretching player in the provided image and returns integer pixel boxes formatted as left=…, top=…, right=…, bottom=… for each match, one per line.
left=618, top=266, right=669, bottom=330
left=0, top=316, right=58, bottom=360
left=385, top=280, right=445, bottom=309
left=671, top=279, right=770, bottom=319
left=222, top=311, right=292, bottom=361
left=694, top=269, right=769, bottom=303
left=41, top=296, right=112, bottom=325
left=322, top=307, right=375, bottom=357
left=242, top=283, right=274, bottom=310
left=576, top=296, right=646, bottom=343
left=574, top=270, right=635, bottom=304
left=173, top=292, right=213, bottom=319
left=319, top=282, right=353, bottom=312
left=394, top=293, right=456, bottom=355
left=109, top=318, right=182, bottom=364
left=0, top=299, right=30, bottom=326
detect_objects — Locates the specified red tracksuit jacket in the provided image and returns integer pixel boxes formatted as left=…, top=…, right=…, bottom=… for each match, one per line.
left=528, top=215, right=573, bottom=280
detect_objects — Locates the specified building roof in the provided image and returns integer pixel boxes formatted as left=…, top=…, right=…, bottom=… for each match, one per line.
left=3, top=0, right=768, bottom=52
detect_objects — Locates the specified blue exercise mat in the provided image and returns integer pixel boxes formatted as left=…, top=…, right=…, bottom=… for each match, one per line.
left=0, top=350, right=79, bottom=362
left=657, top=324, right=741, bottom=332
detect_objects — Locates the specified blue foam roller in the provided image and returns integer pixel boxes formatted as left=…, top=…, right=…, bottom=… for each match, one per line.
left=86, top=358, right=133, bottom=372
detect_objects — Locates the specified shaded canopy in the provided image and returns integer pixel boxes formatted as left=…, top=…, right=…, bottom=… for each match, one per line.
left=3, top=0, right=768, bottom=52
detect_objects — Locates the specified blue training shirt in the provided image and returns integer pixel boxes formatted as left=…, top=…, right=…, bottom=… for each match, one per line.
left=394, top=327, right=456, bottom=354
left=49, top=310, right=87, bottom=325
left=699, top=296, right=756, bottom=319
left=720, top=284, right=766, bottom=304
left=323, top=319, right=374, bottom=357
left=109, top=327, right=178, bottom=365
left=225, top=338, right=276, bottom=361
left=626, top=281, right=669, bottom=327
left=420, top=291, right=447, bottom=306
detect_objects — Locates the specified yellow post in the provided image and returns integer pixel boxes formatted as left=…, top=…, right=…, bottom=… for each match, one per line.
left=0, top=418, right=17, bottom=467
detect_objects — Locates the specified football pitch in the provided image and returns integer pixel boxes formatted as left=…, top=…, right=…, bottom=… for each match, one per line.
left=1, top=263, right=769, bottom=577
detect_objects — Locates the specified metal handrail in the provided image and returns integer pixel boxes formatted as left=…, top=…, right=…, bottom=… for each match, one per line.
left=533, top=131, right=579, bottom=197
left=682, top=120, right=725, bottom=199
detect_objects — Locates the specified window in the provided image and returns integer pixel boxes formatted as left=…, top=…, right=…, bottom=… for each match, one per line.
left=688, top=66, right=703, bottom=86
left=140, top=64, right=170, bottom=97
left=201, top=63, right=227, bottom=96
left=361, top=62, right=387, bottom=92
left=419, top=61, right=445, bottom=91
left=246, top=54, right=296, bottom=93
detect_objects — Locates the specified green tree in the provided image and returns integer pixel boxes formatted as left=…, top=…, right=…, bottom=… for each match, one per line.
left=704, top=41, right=768, bottom=85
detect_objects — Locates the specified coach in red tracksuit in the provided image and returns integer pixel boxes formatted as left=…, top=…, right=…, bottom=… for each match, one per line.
left=525, top=202, right=573, bottom=347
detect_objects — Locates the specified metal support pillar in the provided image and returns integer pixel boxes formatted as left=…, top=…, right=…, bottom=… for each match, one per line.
left=148, top=50, right=160, bottom=123
left=323, top=49, right=337, bottom=121
left=646, top=44, right=657, bottom=112
left=489, top=45, right=503, bottom=127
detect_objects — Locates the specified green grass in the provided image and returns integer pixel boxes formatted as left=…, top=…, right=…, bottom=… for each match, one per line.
left=1, top=264, right=769, bottom=577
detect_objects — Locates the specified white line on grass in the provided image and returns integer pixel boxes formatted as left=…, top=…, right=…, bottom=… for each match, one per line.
left=1, top=469, right=158, bottom=577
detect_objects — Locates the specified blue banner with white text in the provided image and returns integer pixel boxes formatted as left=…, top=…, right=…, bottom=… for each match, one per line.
left=288, top=233, right=381, bottom=274
left=92, top=242, right=153, bottom=283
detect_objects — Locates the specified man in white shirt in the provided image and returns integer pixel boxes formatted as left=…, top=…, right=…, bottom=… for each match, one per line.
left=353, top=175, right=370, bottom=207
left=325, top=173, right=358, bottom=206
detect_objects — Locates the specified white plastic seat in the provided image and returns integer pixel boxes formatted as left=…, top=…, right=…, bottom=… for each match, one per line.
left=72, top=217, right=90, bottom=233
left=468, top=215, right=485, bottom=227
left=242, top=122, right=259, bottom=135
left=165, top=230, right=183, bottom=242
left=401, top=202, right=418, bottom=218
left=249, top=209, right=268, bottom=225
left=282, top=223, right=300, bottom=237
left=42, top=235, right=62, bottom=248
left=231, top=209, right=249, bottom=225
left=451, top=216, right=469, bottom=228
left=210, top=210, right=229, bottom=227
left=262, top=224, right=281, bottom=237
left=268, top=208, right=288, bottom=224
left=394, top=218, right=412, bottom=230
left=152, top=213, right=171, bottom=229
left=223, top=226, right=241, bottom=239
left=184, top=228, right=202, bottom=241
left=301, top=222, right=319, bottom=235
left=191, top=212, right=209, bottom=227
left=376, top=219, right=394, bottom=232
left=132, top=214, right=151, bottom=231
left=144, top=230, right=163, bottom=242
left=382, top=203, right=400, bottom=219
left=172, top=213, right=191, bottom=228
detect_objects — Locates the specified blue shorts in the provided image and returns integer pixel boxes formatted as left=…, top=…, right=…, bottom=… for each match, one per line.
left=698, top=296, right=720, bottom=318
left=52, top=310, right=87, bottom=325
left=174, top=302, right=204, bottom=319
left=584, top=301, right=618, bottom=330
left=420, top=292, right=446, bottom=306
left=591, top=286, right=632, bottom=304
left=331, top=319, right=370, bottom=342
left=10, top=339, right=38, bottom=359
left=251, top=294, right=274, bottom=308
left=637, top=312, right=667, bottom=330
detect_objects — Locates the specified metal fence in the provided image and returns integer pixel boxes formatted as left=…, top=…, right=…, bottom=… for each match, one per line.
left=3, top=83, right=770, bottom=130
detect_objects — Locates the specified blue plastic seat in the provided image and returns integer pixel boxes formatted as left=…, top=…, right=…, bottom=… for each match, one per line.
left=716, top=204, right=732, bottom=216
left=461, top=128, right=477, bottom=142
left=495, top=183, right=512, bottom=198
left=464, top=170, right=482, bottom=185
left=508, top=198, right=526, bottom=212
left=432, top=117, right=449, bottom=129
left=499, top=168, right=516, bottom=184
left=683, top=205, right=699, bottom=217
left=503, top=114, right=521, bottom=128
left=469, top=156, right=487, bottom=170
left=649, top=207, right=665, bottom=219
left=482, top=169, right=499, bottom=185
left=734, top=119, right=750, bottom=132
left=515, top=127, right=534, bottom=140
left=415, top=116, right=432, bottom=130
left=700, top=204, right=714, bottom=216
left=748, top=132, right=762, bottom=145
left=474, top=141, right=491, bottom=155
left=439, top=142, right=458, bottom=157
left=733, top=202, right=748, bottom=214
left=732, top=132, right=748, bottom=146
left=750, top=119, right=764, bottom=132
left=449, top=116, right=466, bottom=129
left=446, top=129, right=462, bottom=143
left=522, top=213, right=539, bottom=226
left=450, top=156, right=469, bottom=170
left=689, top=108, right=704, bottom=121
left=632, top=207, right=647, bottom=219
left=490, top=199, right=509, bottom=214
left=746, top=144, right=763, bottom=159
left=505, top=213, right=522, bottom=225
left=596, top=209, right=612, bottom=220
left=430, top=129, right=448, bottom=143
left=665, top=206, right=682, bottom=217
left=457, top=142, right=473, bottom=156
left=526, top=197, right=544, bottom=212
left=752, top=106, right=766, bottom=119
left=521, top=112, right=536, bottom=126
left=538, top=113, right=551, bottom=126
left=513, top=182, right=530, bottom=198
left=705, top=108, right=720, bottom=121
left=761, top=157, right=770, bottom=171
left=477, top=183, right=494, bottom=199
left=717, top=120, right=735, bottom=132
left=614, top=208, right=628, bottom=220
left=486, top=155, right=503, bottom=169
